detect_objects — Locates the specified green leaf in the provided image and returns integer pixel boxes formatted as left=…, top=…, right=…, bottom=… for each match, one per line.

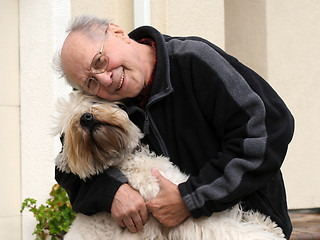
left=21, top=184, right=76, bottom=239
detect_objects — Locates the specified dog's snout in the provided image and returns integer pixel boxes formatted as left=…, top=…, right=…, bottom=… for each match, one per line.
left=80, top=113, right=96, bottom=129
left=83, top=113, right=93, bottom=121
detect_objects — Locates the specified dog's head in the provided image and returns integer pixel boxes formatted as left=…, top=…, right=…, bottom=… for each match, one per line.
left=54, top=91, right=143, bottom=179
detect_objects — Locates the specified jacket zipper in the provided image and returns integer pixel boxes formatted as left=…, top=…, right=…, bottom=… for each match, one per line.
left=127, top=106, right=169, bottom=157
left=143, top=114, right=150, bottom=135
left=145, top=109, right=169, bottom=157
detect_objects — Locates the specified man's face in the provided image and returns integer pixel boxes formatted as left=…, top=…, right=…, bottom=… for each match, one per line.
left=61, top=24, right=146, bottom=101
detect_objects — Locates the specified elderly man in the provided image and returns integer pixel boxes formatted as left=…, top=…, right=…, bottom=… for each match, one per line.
left=56, top=14, right=294, bottom=239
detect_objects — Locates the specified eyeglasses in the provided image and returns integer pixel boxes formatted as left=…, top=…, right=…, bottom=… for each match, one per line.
left=84, top=31, right=109, bottom=95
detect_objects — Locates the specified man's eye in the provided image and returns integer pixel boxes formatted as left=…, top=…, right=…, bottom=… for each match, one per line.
left=87, top=77, right=94, bottom=89
left=93, top=55, right=108, bottom=70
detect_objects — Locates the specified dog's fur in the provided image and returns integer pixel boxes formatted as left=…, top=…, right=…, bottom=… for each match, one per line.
left=54, top=92, right=286, bottom=240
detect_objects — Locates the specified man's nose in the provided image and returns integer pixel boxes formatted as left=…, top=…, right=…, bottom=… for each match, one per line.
left=94, top=71, right=113, bottom=87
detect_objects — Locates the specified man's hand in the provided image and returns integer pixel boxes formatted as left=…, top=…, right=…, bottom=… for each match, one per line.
left=146, top=168, right=191, bottom=228
left=111, top=183, right=149, bottom=233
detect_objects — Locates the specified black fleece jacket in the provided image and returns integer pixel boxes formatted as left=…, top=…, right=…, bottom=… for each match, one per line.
left=55, top=26, right=294, bottom=239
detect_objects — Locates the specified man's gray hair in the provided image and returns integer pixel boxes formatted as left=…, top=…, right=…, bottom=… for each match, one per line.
left=54, top=14, right=111, bottom=91
left=67, top=14, right=110, bottom=41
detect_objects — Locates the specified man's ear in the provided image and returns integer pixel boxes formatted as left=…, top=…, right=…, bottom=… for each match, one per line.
left=108, top=23, right=130, bottom=43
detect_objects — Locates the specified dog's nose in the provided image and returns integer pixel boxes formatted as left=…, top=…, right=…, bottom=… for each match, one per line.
left=80, top=113, right=96, bottom=129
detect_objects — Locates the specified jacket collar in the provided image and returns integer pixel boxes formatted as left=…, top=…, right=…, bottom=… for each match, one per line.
left=126, top=26, right=174, bottom=110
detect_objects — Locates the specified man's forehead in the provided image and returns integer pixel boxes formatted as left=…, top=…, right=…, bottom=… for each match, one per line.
left=60, top=32, right=90, bottom=82
left=63, top=31, right=86, bottom=48
left=62, top=32, right=94, bottom=61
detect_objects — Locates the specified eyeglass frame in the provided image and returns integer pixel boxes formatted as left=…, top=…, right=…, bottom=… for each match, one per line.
left=83, top=30, right=109, bottom=95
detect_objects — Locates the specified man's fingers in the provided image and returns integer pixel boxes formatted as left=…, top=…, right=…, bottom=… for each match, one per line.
left=131, top=214, right=144, bottom=232
left=111, top=184, right=150, bottom=232
left=118, top=220, right=126, bottom=228
left=140, top=207, right=149, bottom=225
left=122, top=217, right=138, bottom=233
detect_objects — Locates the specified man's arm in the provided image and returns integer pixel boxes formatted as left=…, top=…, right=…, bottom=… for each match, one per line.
left=55, top=165, right=126, bottom=214
left=55, top=165, right=148, bottom=232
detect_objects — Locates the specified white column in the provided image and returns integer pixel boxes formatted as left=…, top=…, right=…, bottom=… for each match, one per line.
left=19, top=0, right=71, bottom=239
left=134, top=0, right=150, bottom=28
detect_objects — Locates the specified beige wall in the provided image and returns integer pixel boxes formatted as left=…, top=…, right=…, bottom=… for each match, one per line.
left=150, top=0, right=225, bottom=47
left=225, top=0, right=268, bottom=79
left=71, top=0, right=225, bottom=46
left=266, top=0, right=320, bottom=209
left=225, top=0, right=320, bottom=209
left=19, top=1, right=72, bottom=239
left=0, top=0, right=21, bottom=239
left=71, top=0, right=134, bottom=33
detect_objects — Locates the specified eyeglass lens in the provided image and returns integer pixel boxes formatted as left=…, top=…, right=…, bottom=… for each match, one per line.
left=91, top=54, right=109, bottom=73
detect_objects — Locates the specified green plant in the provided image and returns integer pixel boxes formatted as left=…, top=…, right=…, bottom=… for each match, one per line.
left=21, top=184, right=77, bottom=240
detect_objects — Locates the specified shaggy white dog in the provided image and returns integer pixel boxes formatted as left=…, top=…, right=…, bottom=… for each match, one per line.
left=54, top=92, right=285, bottom=240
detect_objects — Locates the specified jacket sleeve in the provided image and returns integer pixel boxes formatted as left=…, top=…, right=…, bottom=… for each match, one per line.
left=55, top=156, right=128, bottom=215
left=178, top=45, right=294, bottom=218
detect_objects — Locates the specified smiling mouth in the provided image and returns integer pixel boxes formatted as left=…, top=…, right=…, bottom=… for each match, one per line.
left=117, top=69, right=124, bottom=90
